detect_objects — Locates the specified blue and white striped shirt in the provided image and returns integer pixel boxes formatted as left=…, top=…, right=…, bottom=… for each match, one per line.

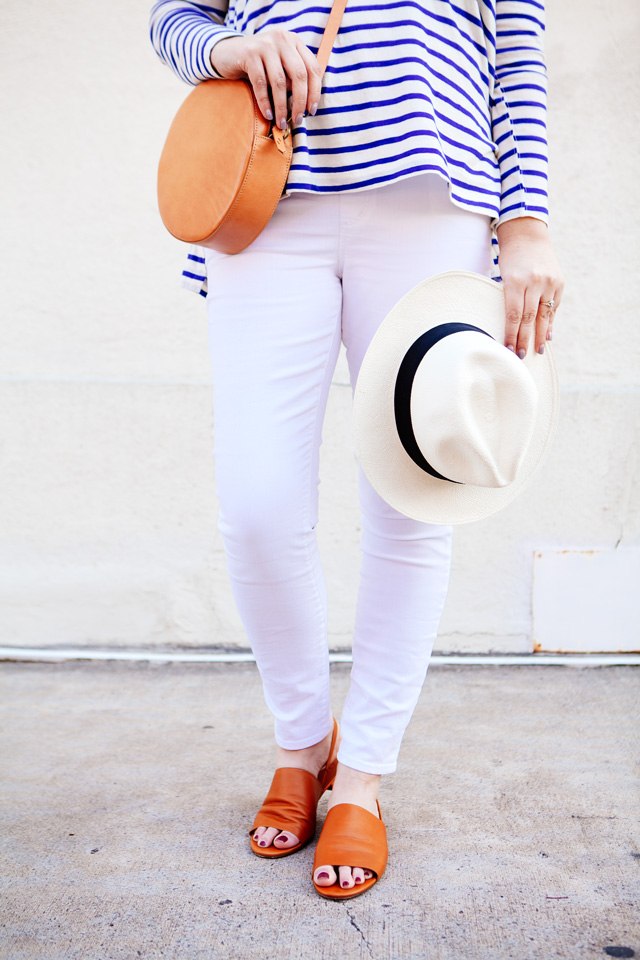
left=150, top=0, right=549, bottom=295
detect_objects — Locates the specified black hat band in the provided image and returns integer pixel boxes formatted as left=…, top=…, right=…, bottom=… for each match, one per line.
left=393, top=322, right=493, bottom=483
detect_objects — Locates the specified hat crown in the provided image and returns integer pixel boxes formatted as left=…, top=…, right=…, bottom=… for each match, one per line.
left=409, top=332, right=538, bottom=488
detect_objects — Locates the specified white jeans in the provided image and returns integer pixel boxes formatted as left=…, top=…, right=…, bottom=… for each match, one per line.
left=205, top=173, right=493, bottom=774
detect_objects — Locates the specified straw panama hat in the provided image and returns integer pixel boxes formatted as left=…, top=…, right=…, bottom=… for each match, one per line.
left=353, top=270, right=559, bottom=525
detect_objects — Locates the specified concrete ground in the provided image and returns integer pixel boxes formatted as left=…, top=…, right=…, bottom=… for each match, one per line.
left=0, top=661, right=638, bottom=960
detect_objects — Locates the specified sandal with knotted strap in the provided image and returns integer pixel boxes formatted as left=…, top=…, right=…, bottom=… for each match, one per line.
left=249, top=718, right=340, bottom=859
left=312, top=800, right=388, bottom=899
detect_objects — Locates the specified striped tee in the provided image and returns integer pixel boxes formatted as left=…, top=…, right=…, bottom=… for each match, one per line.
left=150, top=0, right=549, bottom=296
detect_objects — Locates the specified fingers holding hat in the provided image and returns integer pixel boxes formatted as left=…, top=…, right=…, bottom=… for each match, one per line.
left=535, top=275, right=564, bottom=353
left=503, top=276, right=563, bottom=358
left=504, top=282, right=538, bottom=360
left=497, top=216, right=564, bottom=359
left=545, top=286, right=562, bottom=344
left=537, top=293, right=558, bottom=353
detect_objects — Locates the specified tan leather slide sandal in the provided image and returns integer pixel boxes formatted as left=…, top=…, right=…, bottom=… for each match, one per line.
left=312, top=800, right=388, bottom=899
left=249, top=718, right=340, bottom=859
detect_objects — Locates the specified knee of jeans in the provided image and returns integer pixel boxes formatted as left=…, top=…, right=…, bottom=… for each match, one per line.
left=362, top=508, right=453, bottom=546
left=216, top=476, right=314, bottom=560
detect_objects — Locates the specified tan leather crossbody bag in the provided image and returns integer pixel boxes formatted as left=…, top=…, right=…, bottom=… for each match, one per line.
left=157, top=0, right=347, bottom=255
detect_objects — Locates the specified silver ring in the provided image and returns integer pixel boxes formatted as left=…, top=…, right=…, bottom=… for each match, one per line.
left=541, top=299, right=556, bottom=309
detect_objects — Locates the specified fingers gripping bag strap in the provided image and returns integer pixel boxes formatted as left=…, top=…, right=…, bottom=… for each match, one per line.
left=157, top=0, right=348, bottom=255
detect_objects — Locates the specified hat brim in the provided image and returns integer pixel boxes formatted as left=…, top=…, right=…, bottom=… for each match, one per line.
left=353, top=271, right=559, bottom=525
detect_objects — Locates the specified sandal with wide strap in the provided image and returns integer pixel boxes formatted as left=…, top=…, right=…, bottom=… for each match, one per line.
left=312, top=800, right=388, bottom=899
left=249, top=718, right=340, bottom=859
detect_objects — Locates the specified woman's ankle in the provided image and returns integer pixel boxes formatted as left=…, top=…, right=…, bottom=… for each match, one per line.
left=331, top=762, right=381, bottom=796
left=327, top=763, right=381, bottom=816
left=275, top=727, right=334, bottom=776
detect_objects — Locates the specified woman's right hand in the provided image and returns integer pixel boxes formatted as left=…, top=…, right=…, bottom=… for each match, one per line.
left=210, top=31, right=322, bottom=131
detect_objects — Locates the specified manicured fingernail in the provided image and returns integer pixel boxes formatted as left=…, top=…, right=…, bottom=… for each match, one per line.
left=295, top=113, right=304, bottom=125
left=506, top=344, right=515, bottom=352
left=310, top=103, right=318, bottom=116
left=317, top=872, right=329, bottom=879
left=265, top=108, right=273, bottom=121
left=517, top=348, right=526, bottom=360
left=279, top=118, right=287, bottom=131
left=547, top=331, right=553, bottom=341
left=538, top=344, right=545, bottom=355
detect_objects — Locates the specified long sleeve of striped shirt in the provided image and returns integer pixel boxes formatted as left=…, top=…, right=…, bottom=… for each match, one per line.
left=149, top=0, right=238, bottom=85
left=488, top=0, right=549, bottom=226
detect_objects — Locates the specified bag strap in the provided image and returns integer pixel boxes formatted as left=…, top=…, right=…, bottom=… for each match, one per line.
left=316, top=0, right=347, bottom=76
left=272, top=0, right=346, bottom=148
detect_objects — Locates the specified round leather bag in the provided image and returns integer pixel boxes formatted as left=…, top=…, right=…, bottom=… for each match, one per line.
left=157, top=78, right=293, bottom=255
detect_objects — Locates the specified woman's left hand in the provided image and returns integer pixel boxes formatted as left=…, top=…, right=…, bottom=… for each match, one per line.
left=496, top=216, right=564, bottom=357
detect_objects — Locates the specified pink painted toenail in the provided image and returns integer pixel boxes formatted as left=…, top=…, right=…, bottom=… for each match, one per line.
left=342, top=881, right=349, bottom=887
left=317, top=872, right=329, bottom=879
left=259, top=841, right=267, bottom=846
left=355, top=878, right=362, bottom=883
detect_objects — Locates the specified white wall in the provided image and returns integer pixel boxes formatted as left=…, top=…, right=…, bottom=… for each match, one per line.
left=1, top=0, right=638, bottom=652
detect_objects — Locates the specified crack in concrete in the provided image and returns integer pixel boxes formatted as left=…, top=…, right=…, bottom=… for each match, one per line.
left=345, top=906, right=374, bottom=959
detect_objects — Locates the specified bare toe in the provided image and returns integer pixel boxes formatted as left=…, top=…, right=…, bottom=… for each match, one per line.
left=314, top=864, right=337, bottom=887
left=363, top=869, right=374, bottom=880
left=273, top=830, right=300, bottom=849
left=254, top=826, right=280, bottom=848
left=352, top=867, right=365, bottom=885
left=338, top=866, right=355, bottom=889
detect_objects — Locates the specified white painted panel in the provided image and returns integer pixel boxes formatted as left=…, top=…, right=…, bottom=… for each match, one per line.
left=532, top=549, right=640, bottom=652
